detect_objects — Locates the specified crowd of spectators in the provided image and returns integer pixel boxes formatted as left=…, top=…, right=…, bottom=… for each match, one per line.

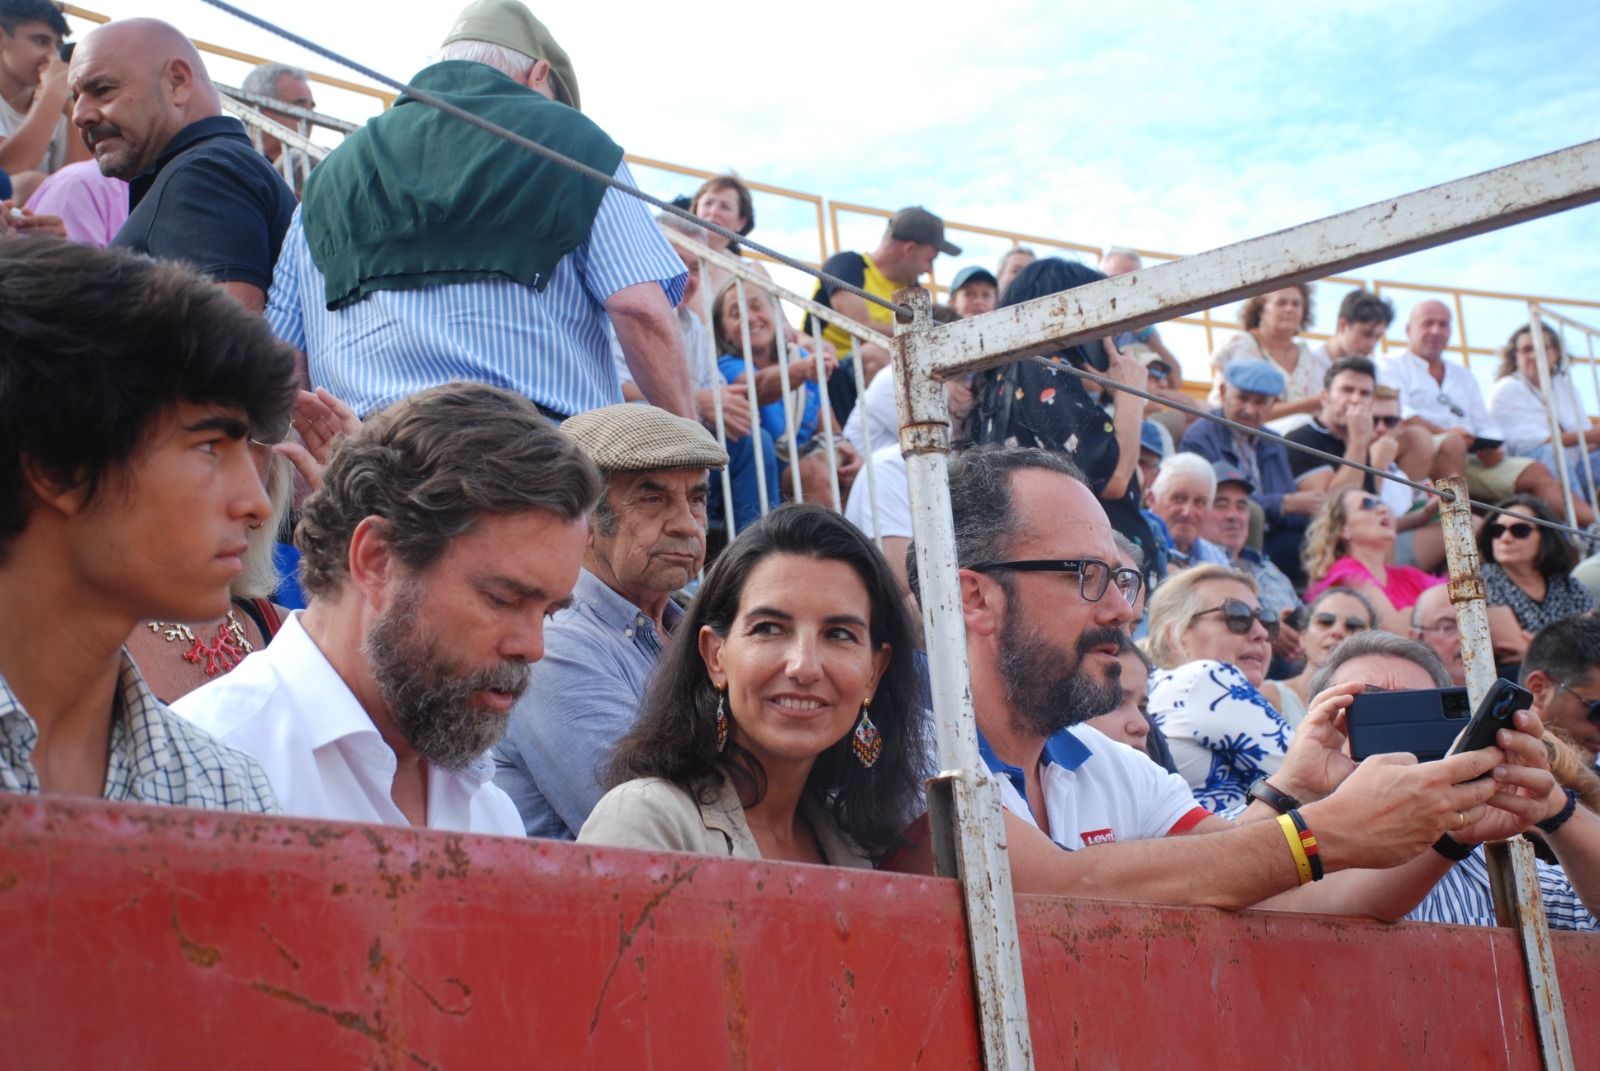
left=2, top=0, right=1599, bottom=960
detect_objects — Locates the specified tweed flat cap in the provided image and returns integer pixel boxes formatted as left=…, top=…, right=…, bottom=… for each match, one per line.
left=561, top=404, right=729, bottom=471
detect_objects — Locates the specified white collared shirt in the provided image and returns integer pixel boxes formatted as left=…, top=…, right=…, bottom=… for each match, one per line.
left=1375, top=349, right=1502, bottom=437
left=173, top=612, right=524, bottom=836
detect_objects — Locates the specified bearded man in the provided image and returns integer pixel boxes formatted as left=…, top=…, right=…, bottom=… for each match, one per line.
left=176, top=383, right=600, bottom=834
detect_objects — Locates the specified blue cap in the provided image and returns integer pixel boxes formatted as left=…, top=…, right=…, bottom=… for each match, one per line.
left=949, top=265, right=998, bottom=294
left=1211, top=459, right=1254, bottom=492
left=1139, top=420, right=1166, bottom=458
left=1222, top=357, right=1286, bottom=397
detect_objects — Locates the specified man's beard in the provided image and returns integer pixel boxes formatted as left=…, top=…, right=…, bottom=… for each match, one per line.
left=997, top=610, right=1124, bottom=739
left=363, top=581, right=530, bottom=771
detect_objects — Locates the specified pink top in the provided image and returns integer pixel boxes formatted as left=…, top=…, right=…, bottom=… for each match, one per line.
left=25, top=160, right=129, bottom=249
left=1306, top=556, right=1443, bottom=611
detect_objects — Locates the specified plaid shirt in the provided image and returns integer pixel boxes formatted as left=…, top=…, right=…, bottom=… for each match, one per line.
left=0, top=652, right=279, bottom=812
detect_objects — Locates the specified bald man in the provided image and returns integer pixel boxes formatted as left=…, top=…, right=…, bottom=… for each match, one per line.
left=1377, top=301, right=1589, bottom=524
left=69, top=19, right=295, bottom=314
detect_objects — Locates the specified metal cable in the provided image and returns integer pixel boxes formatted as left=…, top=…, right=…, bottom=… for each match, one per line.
left=1033, top=355, right=1600, bottom=546
left=198, top=0, right=915, bottom=319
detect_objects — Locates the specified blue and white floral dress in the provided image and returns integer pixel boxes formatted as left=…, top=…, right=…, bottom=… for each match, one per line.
left=1148, top=660, right=1293, bottom=814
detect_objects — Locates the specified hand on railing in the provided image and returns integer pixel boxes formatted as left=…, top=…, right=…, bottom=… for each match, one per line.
left=276, top=387, right=361, bottom=490
left=792, top=344, right=839, bottom=387
left=698, top=386, right=753, bottom=439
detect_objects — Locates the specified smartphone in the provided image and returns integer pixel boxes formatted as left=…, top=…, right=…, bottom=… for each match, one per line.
left=1445, top=679, right=1533, bottom=758
left=1347, top=687, right=1473, bottom=762
left=60, top=42, right=75, bottom=63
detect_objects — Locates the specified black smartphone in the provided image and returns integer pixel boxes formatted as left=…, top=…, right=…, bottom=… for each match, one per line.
left=1445, top=679, right=1533, bottom=758
left=60, top=41, right=75, bottom=63
left=1347, top=687, right=1473, bottom=762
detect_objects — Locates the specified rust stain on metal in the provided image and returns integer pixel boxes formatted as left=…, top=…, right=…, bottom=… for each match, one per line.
left=260, top=925, right=301, bottom=970
left=367, top=937, right=385, bottom=975
left=587, top=865, right=698, bottom=1035
left=0, top=871, right=17, bottom=893
left=248, top=979, right=444, bottom=1069
left=400, top=965, right=473, bottom=1018
left=722, top=942, right=752, bottom=1068
left=170, top=900, right=222, bottom=969
left=438, top=836, right=471, bottom=880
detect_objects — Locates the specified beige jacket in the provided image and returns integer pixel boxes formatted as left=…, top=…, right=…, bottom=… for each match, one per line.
left=578, top=775, right=872, bottom=868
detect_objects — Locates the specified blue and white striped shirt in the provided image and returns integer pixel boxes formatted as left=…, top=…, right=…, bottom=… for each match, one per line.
left=1407, top=844, right=1598, bottom=931
left=266, top=161, right=687, bottom=419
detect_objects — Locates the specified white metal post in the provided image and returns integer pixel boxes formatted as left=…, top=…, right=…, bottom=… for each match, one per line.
left=770, top=298, right=806, bottom=503
left=1526, top=305, right=1580, bottom=532
left=1438, top=475, right=1574, bottom=1071
left=1563, top=322, right=1600, bottom=507
left=810, top=321, right=844, bottom=510
left=698, top=260, right=739, bottom=538
left=732, top=279, right=771, bottom=517
left=894, top=287, right=1034, bottom=1070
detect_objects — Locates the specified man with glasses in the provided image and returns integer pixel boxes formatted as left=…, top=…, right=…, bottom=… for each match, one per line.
left=1377, top=301, right=1590, bottom=525
left=903, top=445, right=1554, bottom=916
left=1409, top=585, right=1467, bottom=687
left=1202, top=462, right=1302, bottom=670
left=1521, top=616, right=1600, bottom=766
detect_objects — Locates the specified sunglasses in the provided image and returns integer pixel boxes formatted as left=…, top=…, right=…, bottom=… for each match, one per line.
left=1311, top=612, right=1369, bottom=633
left=1487, top=521, right=1536, bottom=540
left=1555, top=682, right=1600, bottom=729
left=967, top=557, right=1144, bottom=606
left=1147, top=365, right=1170, bottom=383
left=1374, top=415, right=1402, bottom=429
left=1354, top=495, right=1383, bottom=512
left=1190, top=598, right=1279, bottom=641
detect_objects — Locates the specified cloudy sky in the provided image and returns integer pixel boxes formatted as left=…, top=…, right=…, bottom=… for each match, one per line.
left=68, top=0, right=1600, bottom=387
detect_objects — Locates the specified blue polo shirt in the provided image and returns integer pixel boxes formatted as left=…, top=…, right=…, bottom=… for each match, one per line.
left=113, top=115, right=295, bottom=292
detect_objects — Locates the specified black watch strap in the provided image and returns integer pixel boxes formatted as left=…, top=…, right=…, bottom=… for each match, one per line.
left=1247, top=778, right=1302, bottom=814
left=1432, top=834, right=1474, bottom=862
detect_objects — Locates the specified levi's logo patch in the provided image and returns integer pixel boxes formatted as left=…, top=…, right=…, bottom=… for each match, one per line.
left=1080, top=828, right=1116, bottom=846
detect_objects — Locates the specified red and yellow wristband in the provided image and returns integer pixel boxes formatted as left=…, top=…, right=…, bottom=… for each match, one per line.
left=1276, top=809, right=1325, bottom=884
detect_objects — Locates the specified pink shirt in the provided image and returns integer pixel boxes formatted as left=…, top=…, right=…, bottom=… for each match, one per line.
left=1306, top=556, right=1443, bottom=612
left=25, top=160, right=129, bottom=249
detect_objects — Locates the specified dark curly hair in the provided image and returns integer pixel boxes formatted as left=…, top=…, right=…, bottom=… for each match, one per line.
left=605, top=503, right=930, bottom=860
left=295, top=383, right=601, bottom=596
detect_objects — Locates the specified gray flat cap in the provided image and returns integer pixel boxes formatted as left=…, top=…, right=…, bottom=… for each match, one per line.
left=561, top=404, right=728, bottom=471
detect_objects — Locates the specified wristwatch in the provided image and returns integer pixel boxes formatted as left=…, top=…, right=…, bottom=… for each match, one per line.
left=1247, top=778, right=1302, bottom=814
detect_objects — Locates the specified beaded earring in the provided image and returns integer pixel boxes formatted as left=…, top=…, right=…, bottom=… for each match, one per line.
left=851, top=700, right=882, bottom=768
left=715, top=690, right=729, bottom=752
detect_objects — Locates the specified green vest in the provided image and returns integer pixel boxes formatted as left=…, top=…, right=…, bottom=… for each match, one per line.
left=300, top=61, right=624, bottom=310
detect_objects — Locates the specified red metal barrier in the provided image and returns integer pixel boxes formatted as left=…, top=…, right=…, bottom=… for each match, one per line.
left=3, top=797, right=1597, bottom=1069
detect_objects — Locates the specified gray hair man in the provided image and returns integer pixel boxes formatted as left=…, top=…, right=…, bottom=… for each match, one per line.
left=495, top=404, right=728, bottom=838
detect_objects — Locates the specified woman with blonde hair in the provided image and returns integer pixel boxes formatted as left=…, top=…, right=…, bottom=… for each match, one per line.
left=1145, top=564, right=1294, bottom=813
left=1302, top=488, right=1442, bottom=634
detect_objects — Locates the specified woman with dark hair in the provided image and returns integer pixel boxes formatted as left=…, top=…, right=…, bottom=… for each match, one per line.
left=579, top=505, right=930, bottom=865
left=1208, top=283, right=1324, bottom=432
left=1479, top=494, right=1593, bottom=634
left=965, top=257, right=1159, bottom=581
left=712, top=278, right=860, bottom=507
left=1280, top=587, right=1378, bottom=707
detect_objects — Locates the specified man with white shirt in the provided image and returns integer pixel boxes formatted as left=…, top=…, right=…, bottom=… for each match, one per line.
left=1377, top=300, right=1587, bottom=523
left=177, top=383, right=602, bottom=834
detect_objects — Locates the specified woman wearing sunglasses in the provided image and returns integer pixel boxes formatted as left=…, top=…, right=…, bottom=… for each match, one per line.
left=1281, top=588, right=1379, bottom=708
left=1145, top=565, right=1293, bottom=813
left=1302, top=488, right=1443, bottom=633
left=1479, top=494, right=1593, bottom=635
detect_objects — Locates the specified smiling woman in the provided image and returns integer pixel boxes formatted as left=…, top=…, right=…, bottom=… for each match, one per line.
left=578, top=504, right=929, bottom=866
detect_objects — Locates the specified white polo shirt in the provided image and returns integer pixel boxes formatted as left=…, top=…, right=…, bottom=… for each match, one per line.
left=174, top=612, right=525, bottom=836
left=979, top=724, right=1210, bottom=849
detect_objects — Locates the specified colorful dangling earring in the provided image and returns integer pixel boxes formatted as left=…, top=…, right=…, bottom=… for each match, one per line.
left=714, top=690, right=729, bottom=752
left=851, top=700, right=882, bottom=768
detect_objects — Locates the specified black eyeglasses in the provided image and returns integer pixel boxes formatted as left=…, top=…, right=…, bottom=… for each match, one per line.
left=1487, top=521, right=1536, bottom=540
left=1311, top=612, right=1369, bottom=633
left=967, top=558, right=1144, bottom=605
left=1374, top=415, right=1402, bottom=428
left=1555, top=682, right=1600, bottom=729
left=1190, top=598, right=1279, bottom=640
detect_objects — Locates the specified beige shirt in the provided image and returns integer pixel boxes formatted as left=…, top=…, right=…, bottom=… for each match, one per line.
left=578, top=775, right=873, bottom=868
left=0, top=93, right=69, bottom=174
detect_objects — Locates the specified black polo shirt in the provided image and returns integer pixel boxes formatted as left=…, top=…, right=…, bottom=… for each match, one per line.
left=113, top=115, right=296, bottom=292
left=1284, top=418, right=1380, bottom=492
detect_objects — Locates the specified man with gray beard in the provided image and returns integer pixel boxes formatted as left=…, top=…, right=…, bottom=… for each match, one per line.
left=176, top=383, right=601, bottom=834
